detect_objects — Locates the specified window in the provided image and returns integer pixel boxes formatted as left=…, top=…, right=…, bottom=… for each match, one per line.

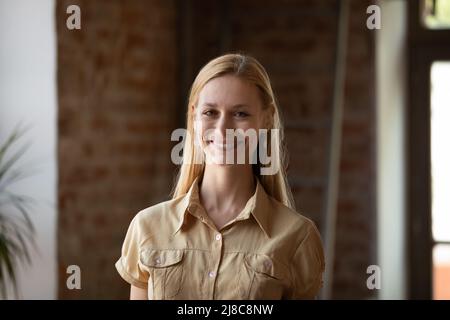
left=422, top=0, right=450, bottom=29
left=408, top=1, right=450, bottom=299
left=430, top=61, right=450, bottom=299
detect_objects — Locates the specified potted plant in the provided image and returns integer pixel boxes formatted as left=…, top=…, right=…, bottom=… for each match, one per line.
left=0, top=126, right=36, bottom=299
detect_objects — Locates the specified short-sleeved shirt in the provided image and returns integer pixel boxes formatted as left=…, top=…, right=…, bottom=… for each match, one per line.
left=115, top=176, right=325, bottom=300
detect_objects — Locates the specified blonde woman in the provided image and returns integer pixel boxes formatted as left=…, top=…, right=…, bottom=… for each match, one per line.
left=115, top=53, right=325, bottom=300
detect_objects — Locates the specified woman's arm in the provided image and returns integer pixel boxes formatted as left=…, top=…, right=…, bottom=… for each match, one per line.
left=130, top=285, right=148, bottom=300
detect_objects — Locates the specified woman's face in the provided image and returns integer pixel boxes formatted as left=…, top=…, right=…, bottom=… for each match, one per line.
left=194, top=75, right=266, bottom=165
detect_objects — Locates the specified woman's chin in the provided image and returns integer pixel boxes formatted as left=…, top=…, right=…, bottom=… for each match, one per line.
left=204, top=153, right=233, bottom=166
left=205, top=156, right=228, bottom=166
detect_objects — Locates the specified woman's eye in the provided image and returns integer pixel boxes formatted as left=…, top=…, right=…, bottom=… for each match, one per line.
left=234, top=112, right=249, bottom=118
left=203, top=110, right=215, bottom=117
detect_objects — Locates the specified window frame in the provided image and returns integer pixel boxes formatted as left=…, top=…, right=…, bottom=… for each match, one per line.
left=407, top=0, right=450, bottom=299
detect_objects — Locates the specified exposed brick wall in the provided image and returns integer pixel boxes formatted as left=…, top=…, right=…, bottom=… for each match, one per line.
left=334, top=0, right=377, bottom=299
left=56, top=0, right=178, bottom=299
left=57, top=0, right=375, bottom=299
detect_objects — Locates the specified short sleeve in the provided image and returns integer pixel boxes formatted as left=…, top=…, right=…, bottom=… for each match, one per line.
left=115, top=213, right=150, bottom=289
left=289, top=222, right=325, bottom=299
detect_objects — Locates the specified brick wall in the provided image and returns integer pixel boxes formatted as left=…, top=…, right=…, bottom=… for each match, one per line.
left=56, top=0, right=178, bottom=299
left=57, top=0, right=376, bottom=299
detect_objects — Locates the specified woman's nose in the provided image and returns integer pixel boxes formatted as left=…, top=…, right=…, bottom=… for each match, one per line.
left=216, top=114, right=235, bottom=140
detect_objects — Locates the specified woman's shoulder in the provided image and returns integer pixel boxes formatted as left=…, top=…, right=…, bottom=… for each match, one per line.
left=128, top=195, right=186, bottom=236
left=267, top=196, right=321, bottom=241
left=135, top=195, right=183, bottom=218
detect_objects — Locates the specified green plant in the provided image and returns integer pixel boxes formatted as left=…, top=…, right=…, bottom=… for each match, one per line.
left=0, top=126, right=36, bottom=298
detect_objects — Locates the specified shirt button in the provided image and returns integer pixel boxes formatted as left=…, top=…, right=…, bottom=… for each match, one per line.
left=155, top=258, right=161, bottom=265
left=208, top=271, right=216, bottom=278
left=215, top=234, right=222, bottom=241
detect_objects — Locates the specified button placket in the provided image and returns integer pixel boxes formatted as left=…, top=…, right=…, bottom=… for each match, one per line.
left=207, top=231, right=223, bottom=299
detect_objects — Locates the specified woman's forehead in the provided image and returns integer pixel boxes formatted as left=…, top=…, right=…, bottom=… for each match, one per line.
left=198, top=75, right=261, bottom=108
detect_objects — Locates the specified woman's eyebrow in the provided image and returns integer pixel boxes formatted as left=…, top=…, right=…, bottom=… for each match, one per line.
left=231, top=104, right=249, bottom=110
left=202, top=102, right=218, bottom=108
left=201, top=102, right=249, bottom=109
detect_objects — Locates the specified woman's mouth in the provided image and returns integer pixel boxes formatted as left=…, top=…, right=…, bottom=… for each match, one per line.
left=206, top=139, right=244, bottom=151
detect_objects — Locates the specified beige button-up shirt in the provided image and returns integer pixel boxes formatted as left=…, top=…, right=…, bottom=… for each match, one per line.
left=115, top=176, right=325, bottom=299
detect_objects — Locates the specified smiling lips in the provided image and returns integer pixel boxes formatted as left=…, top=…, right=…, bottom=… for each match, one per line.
left=206, top=139, right=245, bottom=151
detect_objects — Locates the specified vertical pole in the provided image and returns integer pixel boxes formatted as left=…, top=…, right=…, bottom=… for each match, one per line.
left=321, top=0, right=350, bottom=300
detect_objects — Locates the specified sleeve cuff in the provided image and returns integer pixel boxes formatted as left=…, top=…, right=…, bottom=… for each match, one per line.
left=115, top=258, right=148, bottom=289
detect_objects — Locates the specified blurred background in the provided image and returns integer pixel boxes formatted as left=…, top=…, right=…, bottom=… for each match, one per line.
left=0, top=0, right=449, bottom=299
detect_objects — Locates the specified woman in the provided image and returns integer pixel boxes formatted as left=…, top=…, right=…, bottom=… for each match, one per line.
left=115, top=53, right=325, bottom=300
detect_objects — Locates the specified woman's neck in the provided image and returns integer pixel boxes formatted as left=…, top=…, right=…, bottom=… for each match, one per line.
left=199, top=164, right=256, bottom=229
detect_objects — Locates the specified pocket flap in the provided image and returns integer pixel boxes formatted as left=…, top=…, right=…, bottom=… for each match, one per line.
left=244, top=254, right=284, bottom=280
left=140, top=249, right=184, bottom=268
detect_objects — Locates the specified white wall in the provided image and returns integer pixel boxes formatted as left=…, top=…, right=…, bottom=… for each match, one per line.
left=0, top=0, right=57, bottom=299
left=376, top=0, right=407, bottom=300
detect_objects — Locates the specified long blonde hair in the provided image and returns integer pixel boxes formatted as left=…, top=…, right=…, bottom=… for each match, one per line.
left=172, top=53, right=295, bottom=210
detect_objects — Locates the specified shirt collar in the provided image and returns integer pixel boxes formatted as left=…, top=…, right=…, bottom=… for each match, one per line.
left=173, top=176, right=202, bottom=234
left=173, top=175, right=272, bottom=238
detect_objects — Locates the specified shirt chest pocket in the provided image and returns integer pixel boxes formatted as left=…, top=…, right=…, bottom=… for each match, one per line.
left=139, top=249, right=184, bottom=300
left=238, top=254, right=285, bottom=300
